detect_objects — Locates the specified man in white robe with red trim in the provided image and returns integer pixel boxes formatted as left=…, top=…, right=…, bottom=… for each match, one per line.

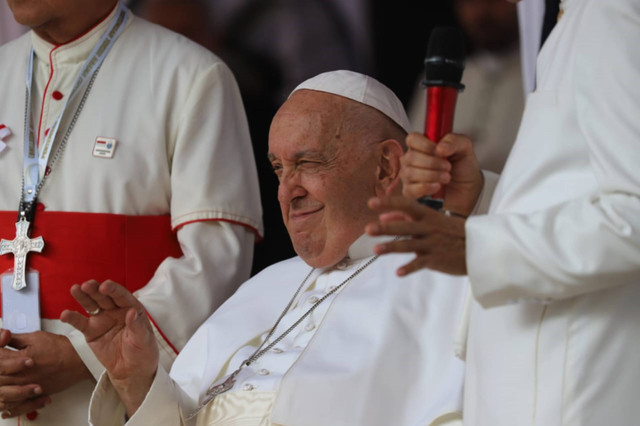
left=0, top=0, right=262, bottom=424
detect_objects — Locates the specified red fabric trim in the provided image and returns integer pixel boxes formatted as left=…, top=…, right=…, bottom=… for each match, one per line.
left=147, top=313, right=178, bottom=355
left=36, top=46, right=59, bottom=147
left=0, top=211, right=182, bottom=319
left=173, top=218, right=263, bottom=243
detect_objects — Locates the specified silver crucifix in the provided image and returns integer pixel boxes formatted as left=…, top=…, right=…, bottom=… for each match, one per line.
left=0, top=218, right=44, bottom=290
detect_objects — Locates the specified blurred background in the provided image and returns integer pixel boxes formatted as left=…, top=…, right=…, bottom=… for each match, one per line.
left=0, top=0, right=524, bottom=275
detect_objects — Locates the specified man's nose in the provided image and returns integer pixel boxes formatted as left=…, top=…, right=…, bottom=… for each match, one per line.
left=277, top=170, right=306, bottom=204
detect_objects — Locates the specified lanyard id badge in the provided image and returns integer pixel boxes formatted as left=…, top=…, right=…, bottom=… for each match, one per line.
left=1, top=271, right=40, bottom=333
left=0, top=2, right=129, bottom=332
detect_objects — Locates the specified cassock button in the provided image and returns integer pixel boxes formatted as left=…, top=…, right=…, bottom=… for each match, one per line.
left=26, top=411, right=38, bottom=420
left=257, top=369, right=270, bottom=376
left=52, top=91, right=64, bottom=100
left=36, top=203, right=45, bottom=211
left=242, top=383, right=255, bottom=391
left=304, top=323, right=315, bottom=332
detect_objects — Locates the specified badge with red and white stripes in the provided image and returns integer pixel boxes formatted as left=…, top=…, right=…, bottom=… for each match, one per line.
left=92, top=136, right=118, bottom=159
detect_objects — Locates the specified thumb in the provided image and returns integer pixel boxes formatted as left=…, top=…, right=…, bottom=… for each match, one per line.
left=436, top=133, right=473, bottom=158
left=125, top=308, right=151, bottom=338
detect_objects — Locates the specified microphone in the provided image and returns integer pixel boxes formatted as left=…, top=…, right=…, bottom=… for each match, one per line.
left=418, top=26, right=466, bottom=210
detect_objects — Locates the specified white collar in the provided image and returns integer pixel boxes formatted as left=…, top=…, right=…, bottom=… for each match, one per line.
left=339, top=233, right=395, bottom=266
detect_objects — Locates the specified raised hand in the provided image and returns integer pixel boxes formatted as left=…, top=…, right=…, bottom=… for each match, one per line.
left=401, top=132, right=483, bottom=218
left=365, top=195, right=467, bottom=276
left=60, top=280, right=158, bottom=417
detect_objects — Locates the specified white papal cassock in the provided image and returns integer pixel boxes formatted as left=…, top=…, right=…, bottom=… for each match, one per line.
left=89, top=235, right=468, bottom=426
left=463, top=0, right=640, bottom=424
left=0, top=4, right=262, bottom=425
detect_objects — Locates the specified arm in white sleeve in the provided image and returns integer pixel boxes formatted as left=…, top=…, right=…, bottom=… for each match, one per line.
left=89, top=367, right=187, bottom=426
left=136, top=221, right=255, bottom=359
left=466, top=0, right=640, bottom=307
left=140, top=58, right=261, bottom=358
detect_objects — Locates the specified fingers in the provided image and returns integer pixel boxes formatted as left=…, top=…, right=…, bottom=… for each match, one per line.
left=436, top=132, right=474, bottom=159
left=59, top=310, right=89, bottom=334
left=125, top=307, right=147, bottom=330
left=69, top=282, right=102, bottom=315
left=406, top=132, right=437, bottom=155
left=402, top=181, right=443, bottom=200
left=377, top=211, right=413, bottom=224
left=367, top=196, right=432, bottom=222
left=394, top=257, right=431, bottom=277
left=0, top=356, right=33, bottom=375
left=406, top=131, right=472, bottom=164
left=0, top=384, right=43, bottom=409
left=99, top=280, right=144, bottom=311
left=402, top=134, right=452, bottom=199
left=81, top=280, right=117, bottom=311
left=69, top=280, right=140, bottom=315
left=1, top=395, right=51, bottom=419
left=0, top=330, right=11, bottom=348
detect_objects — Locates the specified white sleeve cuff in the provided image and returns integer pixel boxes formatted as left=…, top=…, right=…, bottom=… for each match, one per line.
left=89, top=367, right=183, bottom=426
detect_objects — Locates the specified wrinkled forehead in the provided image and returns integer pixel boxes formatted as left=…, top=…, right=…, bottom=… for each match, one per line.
left=268, top=91, right=350, bottom=151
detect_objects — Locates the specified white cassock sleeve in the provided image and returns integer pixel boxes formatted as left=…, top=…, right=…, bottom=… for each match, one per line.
left=89, top=367, right=186, bottom=426
left=465, top=0, right=640, bottom=308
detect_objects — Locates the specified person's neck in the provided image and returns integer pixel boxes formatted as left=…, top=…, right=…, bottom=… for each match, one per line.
left=33, top=1, right=118, bottom=45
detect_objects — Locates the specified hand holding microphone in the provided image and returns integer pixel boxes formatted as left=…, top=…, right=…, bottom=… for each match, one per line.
left=413, top=26, right=466, bottom=210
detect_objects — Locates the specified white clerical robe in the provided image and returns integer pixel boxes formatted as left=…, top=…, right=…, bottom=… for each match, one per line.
left=463, top=0, right=640, bottom=424
left=0, top=5, right=262, bottom=425
left=89, top=235, right=468, bottom=426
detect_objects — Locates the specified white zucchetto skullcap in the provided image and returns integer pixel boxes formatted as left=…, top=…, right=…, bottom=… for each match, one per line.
left=290, top=70, right=412, bottom=133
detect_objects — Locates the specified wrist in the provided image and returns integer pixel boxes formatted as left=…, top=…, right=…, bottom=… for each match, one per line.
left=109, top=370, right=156, bottom=418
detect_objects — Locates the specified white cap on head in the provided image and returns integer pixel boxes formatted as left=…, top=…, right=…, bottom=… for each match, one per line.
left=290, top=70, right=412, bottom=133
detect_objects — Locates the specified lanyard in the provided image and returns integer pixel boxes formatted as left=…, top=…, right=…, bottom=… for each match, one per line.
left=21, top=2, right=129, bottom=205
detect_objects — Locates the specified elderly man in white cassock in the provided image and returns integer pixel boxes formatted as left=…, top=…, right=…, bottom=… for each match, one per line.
left=0, top=0, right=262, bottom=424
left=61, top=70, right=468, bottom=426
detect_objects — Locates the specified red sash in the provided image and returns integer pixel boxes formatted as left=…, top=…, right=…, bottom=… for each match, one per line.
left=0, top=211, right=183, bottom=319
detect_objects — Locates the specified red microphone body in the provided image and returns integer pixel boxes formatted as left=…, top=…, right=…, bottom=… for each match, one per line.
left=424, top=85, right=459, bottom=145
left=419, top=27, right=466, bottom=210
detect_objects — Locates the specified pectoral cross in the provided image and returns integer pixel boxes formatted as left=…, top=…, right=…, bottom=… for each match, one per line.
left=0, top=218, right=44, bottom=291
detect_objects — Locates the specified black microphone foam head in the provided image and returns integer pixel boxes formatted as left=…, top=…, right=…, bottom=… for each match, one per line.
left=424, top=26, right=465, bottom=88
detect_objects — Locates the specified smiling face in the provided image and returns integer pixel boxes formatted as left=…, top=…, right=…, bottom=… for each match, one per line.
left=268, top=90, right=403, bottom=268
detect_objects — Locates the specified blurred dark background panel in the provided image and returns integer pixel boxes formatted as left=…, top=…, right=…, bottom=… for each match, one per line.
left=369, top=0, right=456, bottom=107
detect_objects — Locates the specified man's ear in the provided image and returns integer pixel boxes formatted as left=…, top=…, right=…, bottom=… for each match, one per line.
left=375, top=139, right=404, bottom=197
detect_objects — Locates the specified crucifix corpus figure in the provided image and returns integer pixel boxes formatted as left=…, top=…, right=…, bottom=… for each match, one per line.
left=0, top=217, right=44, bottom=291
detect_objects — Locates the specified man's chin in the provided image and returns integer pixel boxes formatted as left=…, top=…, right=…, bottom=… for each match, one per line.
left=295, top=246, right=346, bottom=269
